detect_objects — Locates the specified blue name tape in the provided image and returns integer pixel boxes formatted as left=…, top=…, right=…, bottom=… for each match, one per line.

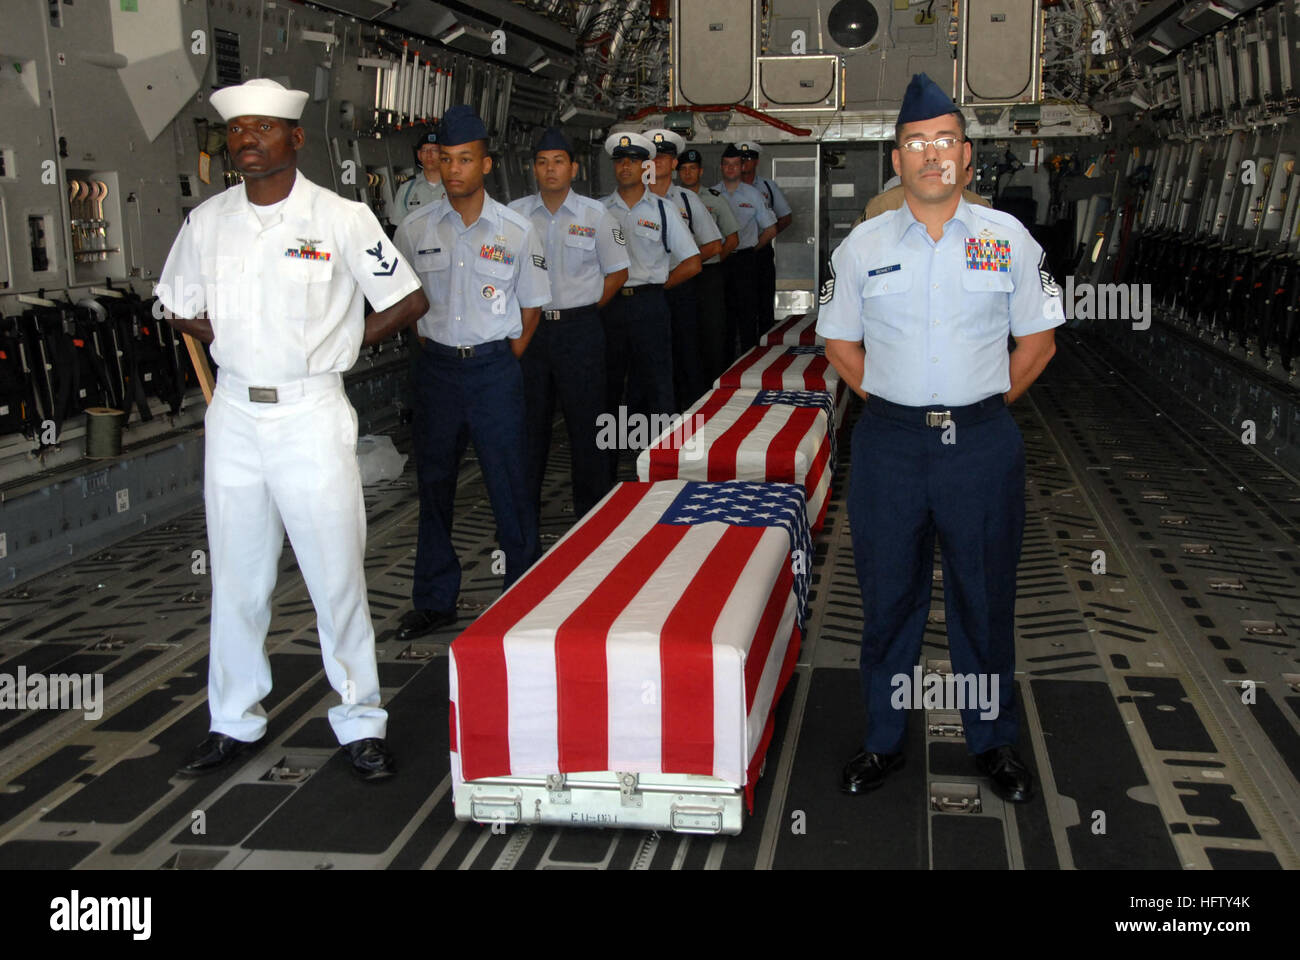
left=867, top=263, right=901, bottom=277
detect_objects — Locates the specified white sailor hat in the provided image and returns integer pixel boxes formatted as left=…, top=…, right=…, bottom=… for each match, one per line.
left=644, top=128, right=685, bottom=156
left=604, top=130, right=654, bottom=160
left=210, top=78, right=309, bottom=122
left=737, top=140, right=763, bottom=157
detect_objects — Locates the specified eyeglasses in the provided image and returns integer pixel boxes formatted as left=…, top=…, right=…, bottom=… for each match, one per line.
left=900, top=137, right=964, bottom=153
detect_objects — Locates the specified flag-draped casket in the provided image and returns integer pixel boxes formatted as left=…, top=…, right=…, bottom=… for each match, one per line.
left=716, top=344, right=848, bottom=429
left=449, top=480, right=808, bottom=833
left=635, top=387, right=836, bottom=535
left=761, top=313, right=821, bottom=347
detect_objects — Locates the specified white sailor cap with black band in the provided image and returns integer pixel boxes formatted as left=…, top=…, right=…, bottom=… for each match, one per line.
left=604, top=130, right=654, bottom=160
left=737, top=141, right=763, bottom=158
left=210, top=78, right=309, bottom=122
left=644, top=128, right=685, bottom=156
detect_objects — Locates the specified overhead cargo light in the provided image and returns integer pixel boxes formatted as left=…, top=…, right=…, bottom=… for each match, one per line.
left=528, top=56, right=572, bottom=81
left=440, top=23, right=497, bottom=56
left=306, top=0, right=394, bottom=19
left=559, top=104, right=616, bottom=127
left=1131, top=38, right=1173, bottom=66
left=1092, top=92, right=1152, bottom=115
left=1177, top=1, right=1237, bottom=34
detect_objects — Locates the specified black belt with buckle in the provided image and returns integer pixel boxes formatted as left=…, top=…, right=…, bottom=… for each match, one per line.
left=248, top=387, right=279, bottom=403
left=542, top=305, right=599, bottom=321
left=420, top=338, right=511, bottom=359
left=619, top=283, right=664, bottom=297
left=867, top=393, right=1006, bottom=427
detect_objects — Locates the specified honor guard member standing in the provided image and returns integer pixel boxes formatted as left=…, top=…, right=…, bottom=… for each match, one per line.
left=394, top=131, right=447, bottom=221
left=817, top=72, right=1064, bottom=802
left=392, top=105, right=551, bottom=641
left=158, top=78, right=429, bottom=781
left=508, top=127, right=629, bottom=521
left=739, top=141, right=792, bottom=334
left=600, top=131, right=700, bottom=467
left=714, top=145, right=777, bottom=359
left=677, top=147, right=740, bottom=384
left=645, top=128, right=723, bottom=409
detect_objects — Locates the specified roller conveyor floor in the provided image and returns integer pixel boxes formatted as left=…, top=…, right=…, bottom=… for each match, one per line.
left=1, top=330, right=1298, bottom=870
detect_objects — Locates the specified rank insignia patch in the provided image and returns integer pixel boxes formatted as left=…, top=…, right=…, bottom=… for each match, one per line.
left=366, top=241, right=397, bottom=276
left=532, top=254, right=548, bottom=269
left=819, top=260, right=836, bottom=304
left=1038, top=251, right=1060, bottom=296
left=613, top=228, right=626, bottom=245
left=964, top=237, right=1010, bottom=272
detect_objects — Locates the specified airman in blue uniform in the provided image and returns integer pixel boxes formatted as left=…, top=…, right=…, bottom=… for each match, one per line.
left=645, top=128, right=722, bottom=409
left=600, top=131, right=700, bottom=475
left=817, top=73, right=1066, bottom=803
left=392, top=106, right=551, bottom=641
left=714, top=145, right=777, bottom=359
left=509, top=127, right=630, bottom=520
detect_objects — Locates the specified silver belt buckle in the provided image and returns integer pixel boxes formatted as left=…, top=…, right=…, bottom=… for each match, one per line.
left=456, top=345, right=475, bottom=358
left=543, top=309, right=560, bottom=320
left=925, top=410, right=950, bottom=427
left=248, top=386, right=279, bottom=403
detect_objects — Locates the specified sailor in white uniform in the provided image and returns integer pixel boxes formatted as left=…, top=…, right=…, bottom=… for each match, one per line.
left=158, top=79, right=429, bottom=781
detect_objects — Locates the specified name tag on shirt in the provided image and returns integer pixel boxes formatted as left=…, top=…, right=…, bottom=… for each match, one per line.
left=417, top=247, right=441, bottom=255
left=867, top=264, right=900, bottom=277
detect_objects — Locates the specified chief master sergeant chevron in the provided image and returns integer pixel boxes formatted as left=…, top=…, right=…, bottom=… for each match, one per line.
left=816, top=72, right=1065, bottom=803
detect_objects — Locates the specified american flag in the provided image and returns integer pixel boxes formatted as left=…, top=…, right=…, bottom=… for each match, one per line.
left=449, top=480, right=806, bottom=799
left=638, top=387, right=835, bottom=534
left=762, top=313, right=822, bottom=346
left=716, top=343, right=848, bottom=428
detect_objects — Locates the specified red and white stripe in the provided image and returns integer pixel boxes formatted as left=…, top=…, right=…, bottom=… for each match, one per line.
left=449, top=481, right=801, bottom=803
left=635, top=387, right=833, bottom=534
left=761, top=313, right=821, bottom=346
left=716, top=344, right=849, bottom=428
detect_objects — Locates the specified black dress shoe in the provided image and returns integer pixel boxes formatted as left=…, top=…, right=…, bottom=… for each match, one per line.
left=975, top=745, right=1034, bottom=803
left=345, top=737, right=397, bottom=782
left=177, top=733, right=253, bottom=777
left=394, top=608, right=457, bottom=641
left=841, top=750, right=905, bottom=794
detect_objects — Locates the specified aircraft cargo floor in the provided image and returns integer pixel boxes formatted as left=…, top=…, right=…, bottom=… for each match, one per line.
left=1, top=329, right=1298, bottom=870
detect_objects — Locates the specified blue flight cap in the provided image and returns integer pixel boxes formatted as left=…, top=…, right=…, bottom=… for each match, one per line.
left=897, top=72, right=960, bottom=126
left=721, top=143, right=743, bottom=159
left=533, top=126, right=574, bottom=159
left=422, top=130, right=439, bottom=145
left=439, top=105, right=488, bottom=146
left=679, top=148, right=703, bottom=165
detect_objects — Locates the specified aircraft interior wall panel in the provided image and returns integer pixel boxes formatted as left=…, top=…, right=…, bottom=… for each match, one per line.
left=959, top=0, right=1040, bottom=105
left=672, top=0, right=754, bottom=106
left=760, top=0, right=952, bottom=110
left=0, top=2, right=62, bottom=298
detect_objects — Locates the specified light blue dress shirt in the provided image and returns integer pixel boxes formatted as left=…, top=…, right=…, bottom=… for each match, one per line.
left=392, top=192, right=551, bottom=346
left=711, top=180, right=778, bottom=249
left=508, top=189, right=630, bottom=309
left=816, top=197, right=1065, bottom=406
left=601, top=186, right=699, bottom=286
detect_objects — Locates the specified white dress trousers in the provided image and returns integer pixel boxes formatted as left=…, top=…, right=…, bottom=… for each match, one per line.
left=204, top=371, right=387, bottom=745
